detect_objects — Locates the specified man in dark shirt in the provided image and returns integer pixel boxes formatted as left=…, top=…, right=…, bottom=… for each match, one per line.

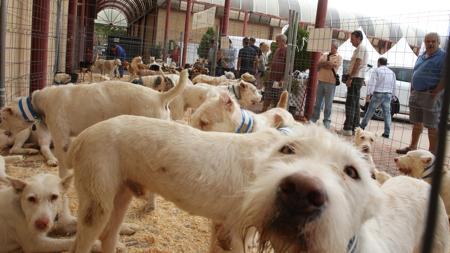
left=249, top=37, right=262, bottom=57
left=237, top=37, right=257, bottom=76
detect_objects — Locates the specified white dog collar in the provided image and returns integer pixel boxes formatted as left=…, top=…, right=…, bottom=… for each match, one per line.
left=18, top=97, right=40, bottom=122
left=235, top=110, right=254, bottom=133
left=422, top=160, right=436, bottom=179
left=277, top=127, right=293, bottom=135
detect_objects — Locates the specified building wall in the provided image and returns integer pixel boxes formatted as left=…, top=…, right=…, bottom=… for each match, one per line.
left=4, top=0, right=68, bottom=102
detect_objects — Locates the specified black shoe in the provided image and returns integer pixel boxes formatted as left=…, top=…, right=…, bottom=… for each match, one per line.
left=382, top=133, right=389, bottom=138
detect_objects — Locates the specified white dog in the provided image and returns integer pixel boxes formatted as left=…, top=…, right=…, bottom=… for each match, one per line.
left=169, top=80, right=261, bottom=120
left=0, top=172, right=81, bottom=253
left=66, top=116, right=318, bottom=253
left=395, top=149, right=450, bottom=219
left=0, top=112, right=58, bottom=166
left=192, top=71, right=235, bottom=85
left=236, top=155, right=449, bottom=251
left=190, top=90, right=294, bottom=132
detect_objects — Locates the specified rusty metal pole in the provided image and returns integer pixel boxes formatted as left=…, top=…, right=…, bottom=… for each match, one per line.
left=0, top=0, right=7, bottom=106
left=305, top=0, right=328, bottom=119
left=242, top=11, right=249, bottom=36
left=221, top=0, right=231, bottom=36
left=163, top=0, right=172, bottom=60
left=65, top=0, right=77, bottom=73
left=84, top=0, right=96, bottom=62
left=30, top=0, right=50, bottom=92
left=79, top=0, right=86, bottom=62
left=182, top=0, right=193, bottom=66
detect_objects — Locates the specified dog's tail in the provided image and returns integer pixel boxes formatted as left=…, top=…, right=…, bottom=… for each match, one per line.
left=159, top=69, right=188, bottom=104
left=277, top=91, right=289, bottom=109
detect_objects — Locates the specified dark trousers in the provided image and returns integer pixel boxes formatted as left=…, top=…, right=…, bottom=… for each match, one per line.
left=343, top=78, right=364, bottom=131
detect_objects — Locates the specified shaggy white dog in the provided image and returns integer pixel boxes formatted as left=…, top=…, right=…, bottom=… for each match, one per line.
left=67, top=116, right=315, bottom=253
left=190, top=91, right=294, bottom=133
left=236, top=152, right=449, bottom=252
left=395, top=149, right=450, bottom=220
left=192, top=71, right=236, bottom=85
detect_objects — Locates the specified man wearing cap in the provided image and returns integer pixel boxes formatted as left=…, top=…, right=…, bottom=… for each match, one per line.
left=360, top=57, right=396, bottom=138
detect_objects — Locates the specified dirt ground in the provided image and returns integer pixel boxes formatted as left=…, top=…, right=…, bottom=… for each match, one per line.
left=3, top=154, right=212, bottom=253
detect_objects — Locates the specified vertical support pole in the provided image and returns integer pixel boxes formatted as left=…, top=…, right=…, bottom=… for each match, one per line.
left=0, top=0, right=7, bottom=106
left=30, top=0, right=50, bottom=92
left=84, top=0, right=96, bottom=63
left=221, top=0, right=231, bottom=36
left=182, top=0, right=193, bottom=66
left=79, top=0, right=86, bottom=62
left=163, top=0, right=172, bottom=60
left=65, top=0, right=77, bottom=73
left=54, top=0, right=63, bottom=74
left=304, top=0, right=328, bottom=119
left=242, top=11, right=249, bottom=36
left=141, top=14, right=147, bottom=56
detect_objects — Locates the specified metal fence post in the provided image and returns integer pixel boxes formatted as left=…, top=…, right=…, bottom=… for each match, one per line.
left=0, top=0, right=7, bottom=107
left=421, top=38, right=450, bottom=253
left=54, top=0, right=63, bottom=74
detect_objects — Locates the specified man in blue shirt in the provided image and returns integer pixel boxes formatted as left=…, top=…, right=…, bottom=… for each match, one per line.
left=113, top=44, right=126, bottom=78
left=396, top=32, right=446, bottom=154
left=237, top=37, right=257, bottom=76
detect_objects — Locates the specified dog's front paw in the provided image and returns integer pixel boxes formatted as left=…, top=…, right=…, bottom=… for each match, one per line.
left=47, top=158, right=58, bottom=167
left=120, top=223, right=139, bottom=235
left=116, top=242, right=127, bottom=253
left=26, top=148, right=40, bottom=155
left=91, top=240, right=102, bottom=252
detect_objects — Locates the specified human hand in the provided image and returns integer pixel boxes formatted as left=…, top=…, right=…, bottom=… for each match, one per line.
left=366, top=95, right=371, bottom=102
left=346, top=78, right=352, bottom=87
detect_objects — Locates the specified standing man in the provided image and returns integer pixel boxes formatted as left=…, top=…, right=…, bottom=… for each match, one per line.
left=262, top=34, right=287, bottom=111
left=396, top=32, right=446, bottom=154
left=338, top=30, right=369, bottom=136
left=360, top=57, right=396, bottom=138
left=221, top=38, right=237, bottom=74
left=237, top=37, right=257, bottom=76
left=310, top=40, right=342, bottom=129
left=113, top=44, right=126, bottom=78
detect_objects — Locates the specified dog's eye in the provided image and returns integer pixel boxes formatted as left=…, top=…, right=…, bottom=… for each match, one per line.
left=360, top=136, right=365, bottom=140
left=279, top=145, right=295, bottom=155
left=371, top=172, right=376, bottom=180
left=370, top=138, right=374, bottom=142
left=27, top=196, right=37, bottom=203
left=344, top=165, right=360, bottom=180
left=50, top=194, right=59, bottom=201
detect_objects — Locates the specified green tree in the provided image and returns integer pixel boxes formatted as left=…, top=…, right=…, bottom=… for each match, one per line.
left=269, top=27, right=310, bottom=71
left=94, top=23, right=126, bottom=46
left=197, top=27, right=217, bottom=59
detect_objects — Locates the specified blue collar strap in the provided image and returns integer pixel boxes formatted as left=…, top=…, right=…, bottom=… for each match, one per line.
left=235, top=109, right=254, bottom=133
left=422, top=160, right=436, bottom=179
left=277, top=127, right=293, bottom=135
left=347, top=235, right=358, bottom=253
left=18, top=97, right=40, bottom=122
left=228, top=84, right=241, bottom=100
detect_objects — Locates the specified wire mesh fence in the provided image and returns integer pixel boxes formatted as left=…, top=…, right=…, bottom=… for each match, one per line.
left=1, top=0, right=450, bottom=182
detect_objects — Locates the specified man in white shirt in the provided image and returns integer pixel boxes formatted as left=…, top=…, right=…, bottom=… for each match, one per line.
left=338, top=30, right=369, bottom=136
left=360, top=57, right=396, bottom=138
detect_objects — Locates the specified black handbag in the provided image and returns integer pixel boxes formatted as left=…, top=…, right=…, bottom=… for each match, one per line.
left=327, top=54, right=340, bottom=86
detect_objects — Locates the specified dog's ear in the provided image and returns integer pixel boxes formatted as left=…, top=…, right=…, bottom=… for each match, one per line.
left=7, top=177, right=27, bottom=193
left=421, top=156, right=433, bottom=165
left=273, top=114, right=283, bottom=128
left=60, top=173, right=74, bottom=192
left=219, top=92, right=234, bottom=112
left=1, top=107, right=14, bottom=116
left=355, top=127, right=362, bottom=135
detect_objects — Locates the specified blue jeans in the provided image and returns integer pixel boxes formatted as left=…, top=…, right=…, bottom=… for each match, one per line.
left=360, top=92, right=392, bottom=136
left=310, top=81, right=336, bottom=129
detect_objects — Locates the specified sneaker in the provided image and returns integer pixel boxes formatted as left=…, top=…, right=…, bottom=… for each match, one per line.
left=381, top=133, right=389, bottom=138
left=396, top=146, right=415, bottom=154
left=337, top=129, right=353, bottom=136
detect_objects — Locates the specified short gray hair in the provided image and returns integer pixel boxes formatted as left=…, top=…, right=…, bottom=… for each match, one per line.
left=424, top=32, right=440, bottom=43
left=276, top=34, right=287, bottom=43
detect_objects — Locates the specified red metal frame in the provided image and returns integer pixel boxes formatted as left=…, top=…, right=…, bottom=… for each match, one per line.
left=30, top=0, right=50, bottom=92
left=242, top=11, right=249, bottom=36
left=221, top=0, right=231, bottom=36
left=65, top=0, right=77, bottom=73
left=305, top=0, right=328, bottom=119
left=163, top=0, right=172, bottom=60
left=182, top=0, right=193, bottom=66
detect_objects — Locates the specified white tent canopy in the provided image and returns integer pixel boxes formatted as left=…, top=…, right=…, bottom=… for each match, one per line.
left=381, top=37, right=418, bottom=68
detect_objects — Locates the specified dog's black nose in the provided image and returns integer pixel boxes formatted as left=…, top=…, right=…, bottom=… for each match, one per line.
left=361, top=145, right=370, bottom=153
left=278, top=172, right=327, bottom=215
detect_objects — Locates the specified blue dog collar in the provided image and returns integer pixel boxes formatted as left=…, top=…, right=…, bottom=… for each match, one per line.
left=235, top=109, right=254, bottom=133
left=277, top=127, right=293, bottom=135
left=18, top=97, right=40, bottom=122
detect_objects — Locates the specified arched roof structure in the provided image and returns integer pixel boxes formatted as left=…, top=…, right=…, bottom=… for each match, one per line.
left=95, top=0, right=428, bottom=46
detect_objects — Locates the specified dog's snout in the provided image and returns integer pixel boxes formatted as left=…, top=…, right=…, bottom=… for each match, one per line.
left=278, top=173, right=327, bottom=214
left=361, top=145, right=370, bottom=153
left=35, top=217, right=50, bottom=231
